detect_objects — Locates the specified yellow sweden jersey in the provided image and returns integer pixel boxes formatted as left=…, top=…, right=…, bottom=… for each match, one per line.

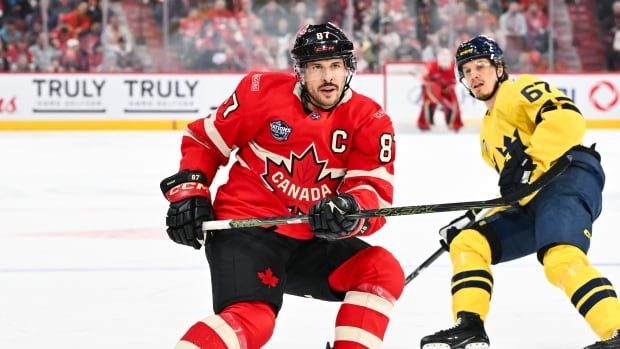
left=480, top=74, right=586, bottom=182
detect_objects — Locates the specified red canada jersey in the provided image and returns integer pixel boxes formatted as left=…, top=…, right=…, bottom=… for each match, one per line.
left=179, top=72, right=396, bottom=240
left=423, top=61, right=457, bottom=86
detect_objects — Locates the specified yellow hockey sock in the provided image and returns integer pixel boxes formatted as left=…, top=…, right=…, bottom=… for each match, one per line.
left=543, top=245, right=620, bottom=339
left=450, top=228, right=494, bottom=321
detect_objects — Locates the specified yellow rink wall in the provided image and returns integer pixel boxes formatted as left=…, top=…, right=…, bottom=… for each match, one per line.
left=0, top=119, right=193, bottom=131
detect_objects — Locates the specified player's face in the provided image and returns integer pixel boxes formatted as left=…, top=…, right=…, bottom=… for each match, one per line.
left=460, top=58, right=501, bottom=100
left=302, top=58, right=348, bottom=109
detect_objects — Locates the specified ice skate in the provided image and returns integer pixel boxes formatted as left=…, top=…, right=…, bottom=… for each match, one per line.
left=417, top=115, right=432, bottom=131
left=584, top=330, right=620, bottom=349
left=420, top=311, right=489, bottom=349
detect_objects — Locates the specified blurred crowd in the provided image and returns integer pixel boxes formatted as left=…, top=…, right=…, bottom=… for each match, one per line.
left=0, top=0, right=619, bottom=73
left=0, top=0, right=138, bottom=72
left=154, top=0, right=556, bottom=72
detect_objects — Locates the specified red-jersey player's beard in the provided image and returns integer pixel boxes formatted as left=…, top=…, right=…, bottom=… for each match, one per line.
left=307, top=83, right=342, bottom=110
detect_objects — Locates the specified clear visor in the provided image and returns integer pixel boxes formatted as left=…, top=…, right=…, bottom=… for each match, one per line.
left=460, top=59, right=494, bottom=82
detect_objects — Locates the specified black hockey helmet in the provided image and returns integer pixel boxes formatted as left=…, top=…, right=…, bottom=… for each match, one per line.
left=455, top=35, right=506, bottom=81
left=291, top=22, right=356, bottom=72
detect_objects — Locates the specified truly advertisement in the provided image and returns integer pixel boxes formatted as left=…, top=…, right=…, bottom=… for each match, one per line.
left=31, top=78, right=106, bottom=114
left=0, top=74, right=242, bottom=119
left=1, top=72, right=619, bottom=127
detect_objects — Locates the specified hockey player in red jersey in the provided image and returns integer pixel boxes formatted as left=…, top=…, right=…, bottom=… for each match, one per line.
left=159, top=22, right=405, bottom=349
left=417, top=48, right=463, bottom=131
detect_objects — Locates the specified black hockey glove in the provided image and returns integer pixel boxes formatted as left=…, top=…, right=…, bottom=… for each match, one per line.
left=160, top=170, right=215, bottom=249
left=498, top=138, right=536, bottom=198
left=439, top=209, right=481, bottom=251
left=309, top=194, right=367, bottom=241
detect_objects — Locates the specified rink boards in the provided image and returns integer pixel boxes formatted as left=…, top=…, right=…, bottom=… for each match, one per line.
left=0, top=69, right=619, bottom=130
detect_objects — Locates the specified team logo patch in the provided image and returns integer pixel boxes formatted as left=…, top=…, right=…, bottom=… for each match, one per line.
left=310, top=112, right=320, bottom=120
left=257, top=268, right=279, bottom=288
left=270, top=120, right=292, bottom=141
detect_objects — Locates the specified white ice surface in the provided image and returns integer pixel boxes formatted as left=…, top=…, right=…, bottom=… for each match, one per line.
left=1, top=130, right=619, bottom=349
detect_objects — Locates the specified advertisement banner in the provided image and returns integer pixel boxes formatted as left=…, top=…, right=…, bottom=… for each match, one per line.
left=384, top=63, right=620, bottom=129
left=0, top=71, right=618, bottom=130
left=0, top=74, right=242, bottom=120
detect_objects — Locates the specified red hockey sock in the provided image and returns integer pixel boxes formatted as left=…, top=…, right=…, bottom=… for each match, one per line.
left=175, top=301, right=275, bottom=349
left=328, top=246, right=405, bottom=349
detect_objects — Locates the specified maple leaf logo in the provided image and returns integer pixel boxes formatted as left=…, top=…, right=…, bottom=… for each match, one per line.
left=257, top=268, right=279, bottom=288
left=260, top=144, right=344, bottom=212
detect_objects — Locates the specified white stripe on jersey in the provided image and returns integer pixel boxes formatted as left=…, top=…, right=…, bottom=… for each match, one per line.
left=335, top=326, right=382, bottom=349
left=345, top=167, right=394, bottom=184
left=183, top=128, right=211, bottom=150
left=201, top=116, right=232, bottom=158
left=346, top=185, right=391, bottom=208
left=202, top=315, right=242, bottom=349
left=343, top=291, right=394, bottom=317
left=174, top=341, right=199, bottom=349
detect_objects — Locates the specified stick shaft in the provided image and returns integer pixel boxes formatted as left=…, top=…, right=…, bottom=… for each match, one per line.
left=202, top=154, right=571, bottom=231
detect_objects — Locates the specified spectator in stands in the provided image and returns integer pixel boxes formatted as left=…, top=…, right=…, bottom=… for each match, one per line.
left=0, top=19, right=22, bottom=46
left=380, top=20, right=402, bottom=62
left=357, top=22, right=380, bottom=71
left=86, top=0, right=102, bottom=24
left=53, top=21, right=73, bottom=49
left=321, top=0, right=346, bottom=28
left=415, top=0, right=441, bottom=46
left=115, top=36, right=137, bottom=71
left=80, top=19, right=100, bottom=50
left=524, top=2, right=548, bottom=53
left=462, top=15, right=484, bottom=38
left=59, top=1, right=92, bottom=38
left=499, top=1, right=527, bottom=42
left=395, top=35, right=422, bottom=61
left=3, top=0, right=34, bottom=25
left=6, top=37, right=32, bottom=71
left=513, top=50, right=535, bottom=72
left=499, top=1, right=527, bottom=66
left=257, top=0, right=287, bottom=36
left=288, top=2, right=310, bottom=32
left=0, top=42, right=9, bottom=71
left=499, top=1, right=527, bottom=39
left=52, top=0, right=78, bottom=16
left=29, top=32, right=62, bottom=71
left=606, top=1, right=620, bottom=70
left=89, top=40, right=103, bottom=71
left=421, top=33, right=440, bottom=61
left=205, top=0, right=234, bottom=19
left=59, top=37, right=88, bottom=71
left=274, top=16, right=293, bottom=70
left=102, top=14, right=130, bottom=51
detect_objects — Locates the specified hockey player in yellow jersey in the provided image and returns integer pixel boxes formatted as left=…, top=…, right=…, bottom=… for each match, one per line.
left=419, top=35, right=620, bottom=349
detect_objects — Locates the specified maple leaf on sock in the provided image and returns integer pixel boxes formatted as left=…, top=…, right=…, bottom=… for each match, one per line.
left=257, top=268, right=279, bottom=288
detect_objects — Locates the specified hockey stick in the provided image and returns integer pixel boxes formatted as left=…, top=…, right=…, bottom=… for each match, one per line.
left=405, top=246, right=445, bottom=285
left=404, top=208, right=492, bottom=285
left=202, top=154, right=572, bottom=232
